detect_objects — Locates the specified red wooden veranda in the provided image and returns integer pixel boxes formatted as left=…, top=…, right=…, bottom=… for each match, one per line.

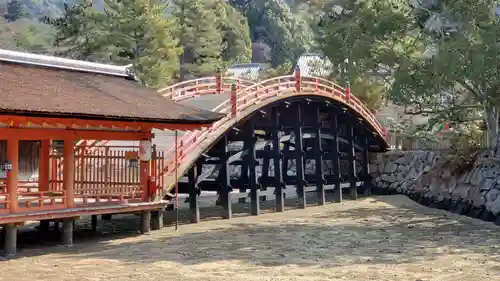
left=0, top=48, right=224, bottom=256
left=0, top=117, right=180, bottom=222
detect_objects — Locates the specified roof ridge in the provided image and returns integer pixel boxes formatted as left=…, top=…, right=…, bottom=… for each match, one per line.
left=0, top=48, right=136, bottom=79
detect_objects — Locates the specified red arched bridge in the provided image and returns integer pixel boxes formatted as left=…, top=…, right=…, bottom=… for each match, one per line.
left=51, top=71, right=389, bottom=223
left=150, top=71, right=388, bottom=220
left=0, top=50, right=390, bottom=257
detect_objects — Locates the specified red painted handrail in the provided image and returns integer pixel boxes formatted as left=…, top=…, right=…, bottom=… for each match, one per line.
left=159, top=76, right=256, bottom=101
left=67, top=76, right=255, bottom=176
left=157, top=74, right=387, bottom=195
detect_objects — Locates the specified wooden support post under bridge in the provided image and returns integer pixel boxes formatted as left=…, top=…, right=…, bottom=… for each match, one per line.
left=217, top=136, right=232, bottom=219
left=347, top=121, right=358, bottom=200
left=314, top=107, right=326, bottom=206
left=294, top=103, right=306, bottom=208
left=245, top=117, right=260, bottom=216
left=188, top=165, right=200, bottom=223
left=331, top=113, right=342, bottom=203
left=362, top=134, right=371, bottom=196
left=272, top=106, right=285, bottom=212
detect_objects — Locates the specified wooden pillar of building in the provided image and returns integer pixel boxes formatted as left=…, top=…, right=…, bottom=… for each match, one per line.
left=151, top=210, right=164, bottom=230
left=188, top=165, right=200, bottom=223
left=271, top=106, right=285, bottom=212
left=331, top=114, right=342, bottom=203
left=4, top=223, right=17, bottom=256
left=61, top=218, right=74, bottom=246
left=140, top=139, right=151, bottom=202
left=347, top=122, right=358, bottom=200
left=91, top=215, right=98, bottom=232
left=7, top=138, right=19, bottom=213
left=314, top=107, right=326, bottom=206
left=294, top=103, right=306, bottom=208
left=219, top=136, right=232, bottom=219
left=38, top=140, right=51, bottom=192
left=246, top=117, right=259, bottom=216
left=63, top=138, right=75, bottom=208
left=140, top=211, right=151, bottom=234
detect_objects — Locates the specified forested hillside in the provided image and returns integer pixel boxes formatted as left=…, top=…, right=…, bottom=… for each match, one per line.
left=0, top=0, right=335, bottom=86
left=0, top=0, right=498, bottom=147
left=0, top=0, right=321, bottom=83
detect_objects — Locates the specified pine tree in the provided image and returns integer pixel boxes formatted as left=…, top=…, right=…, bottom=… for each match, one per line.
left=214, top=1, right=252, bottom=64
left=170, top=0, right=223, bottom=80
left=46, top=1, right=105, bottom=61
left=5, top=0, right=25, bottom=22
left=48, top=0, right=181, bottom=88
left=229, top=0, right=314, bottom=66
left=101, top=0, right=181, bottom=87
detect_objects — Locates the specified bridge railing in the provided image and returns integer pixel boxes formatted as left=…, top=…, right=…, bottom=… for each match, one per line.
left=158, top=75, right=256, bottom=101
left=65, top=75, right=256, bottom=177
left=158, top=73, right=387, bottom=191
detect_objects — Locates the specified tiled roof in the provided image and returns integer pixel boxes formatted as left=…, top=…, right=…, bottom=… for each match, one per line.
left=225, top=63, right=261, bottom=80
left=0, top=49, right=224, bottom=124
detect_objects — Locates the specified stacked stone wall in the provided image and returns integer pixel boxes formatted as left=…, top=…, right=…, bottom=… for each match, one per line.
left=370, top=150, right=500, bottom=223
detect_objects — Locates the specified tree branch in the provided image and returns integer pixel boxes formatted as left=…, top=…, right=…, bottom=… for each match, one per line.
left=456, top=78, right=482, bottom=99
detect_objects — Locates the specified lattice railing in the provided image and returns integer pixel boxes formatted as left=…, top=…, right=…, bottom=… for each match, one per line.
left=50, top=145, right=165, bottom=205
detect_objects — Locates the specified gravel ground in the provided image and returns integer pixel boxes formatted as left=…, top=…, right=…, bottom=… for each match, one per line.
left=1, top=195, right=500, bottom=281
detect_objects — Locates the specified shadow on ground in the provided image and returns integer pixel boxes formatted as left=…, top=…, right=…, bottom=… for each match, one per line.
left=5, top=194, right=500, bottom=269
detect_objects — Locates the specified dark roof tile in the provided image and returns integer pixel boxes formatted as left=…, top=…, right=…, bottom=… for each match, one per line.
left=0, top=52, right=224, bottom=124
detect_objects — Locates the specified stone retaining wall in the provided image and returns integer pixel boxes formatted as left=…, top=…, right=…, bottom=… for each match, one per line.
left=370, top=150, right=500, bottom=224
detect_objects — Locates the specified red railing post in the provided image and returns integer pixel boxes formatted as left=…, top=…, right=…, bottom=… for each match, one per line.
left=139, top=139, right=151, bottom=202
left=295, top=66, right=301, bottom=92
left=231, top=83, right=237, bottom=118
left=215, top=67, right=222, bottom=94
left=345, top=86, right=351, bottom=103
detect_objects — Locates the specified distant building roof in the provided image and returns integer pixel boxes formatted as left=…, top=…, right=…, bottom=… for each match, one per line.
left=0, top=49, right=224, bottom=124
left=225, top=63, right=261, bottom=80
left=294, top=53, right=332, bottom=77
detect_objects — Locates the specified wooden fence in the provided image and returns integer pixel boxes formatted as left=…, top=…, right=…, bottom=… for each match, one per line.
left=49, top=145, right=165, bottom=204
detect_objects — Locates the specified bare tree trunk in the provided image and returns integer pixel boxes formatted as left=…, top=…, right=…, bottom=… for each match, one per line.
left=484, top=103, right=499, bottom=148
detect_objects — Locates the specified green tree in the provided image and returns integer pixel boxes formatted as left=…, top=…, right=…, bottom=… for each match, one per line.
left=0, top=18, right=54, bottom=53
left=261, top=60, right=292, bottom=79
left=46, top=1, right=105, bottom=61
left=5, top=0, right=25, bottom=22
left=214, top=1, right=252, bottom=64
left=100, top=0, right=181, bottom=87
left=319, top=0, right=415, bottom=111
left=229, top=0, right=314, bottom=66
left=319, top=0, right=500, bottom=145
left=170, top=0, right=223, bottom=80
left=12, top=21, right=54, bottom=53
left=48, top=0, right=181, bottom=88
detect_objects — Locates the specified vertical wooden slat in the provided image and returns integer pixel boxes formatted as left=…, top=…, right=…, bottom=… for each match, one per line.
left=113, top=150, right=117, bottom=200
left=123, top=150, right=128, bottom=197
left=79, top=147, right=85, bottom=194
left=91, top=149, right=95, bottom=194
left=110, top=149, right=115, bottom=196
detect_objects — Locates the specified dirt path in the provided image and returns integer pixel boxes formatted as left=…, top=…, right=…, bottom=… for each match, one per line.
left=2, top=195, right=500, bottom=281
